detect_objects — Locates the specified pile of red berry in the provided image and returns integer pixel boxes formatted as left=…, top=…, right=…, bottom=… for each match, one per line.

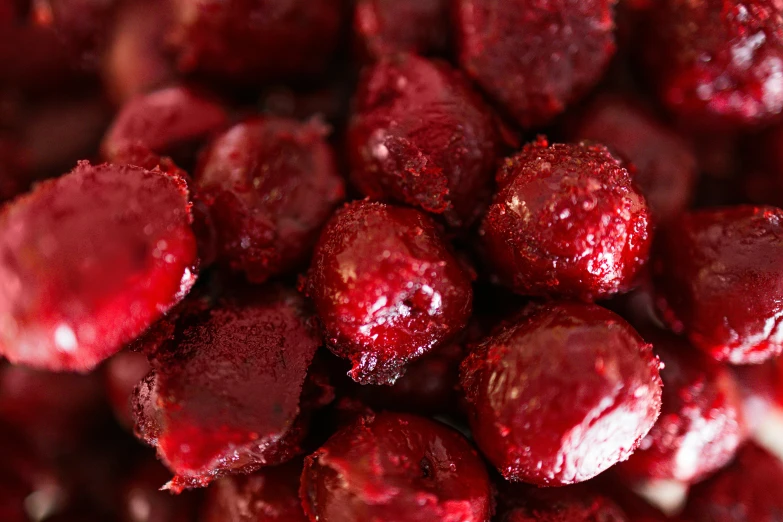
left=2, top=0, right=783, bottom=521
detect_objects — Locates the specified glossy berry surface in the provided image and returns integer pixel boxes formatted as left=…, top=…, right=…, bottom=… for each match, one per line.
left=454, top=0, right=617, bottom=127
left=348, top=54, right=499, bottom=228
left=299, top=412, right=493, bottom=522
left=0, top=161, right=197, bottom=371
left=195, top=117, right=345, bottom=282
left=653, top=206, right=783, bottom=364
left=460, top=302, right=662, bottom=486
left=618, top=331, right=746, bottom=484
left=132, top=286, right=322, bottom=491
left=480, top=138, right=652, bottom=301
left=305, top=201, right=473, bottom=384
left=354, top=0, right=449, bottom=59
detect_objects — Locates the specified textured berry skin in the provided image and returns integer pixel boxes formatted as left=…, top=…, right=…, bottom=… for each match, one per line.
left=195, top=117, right=345, bottom=282
left=168, top=0, right=342, bottom=83
left=618, top=331, right=746, bottom=484
left=479, top=138, right=652, bottom=301
left=571, top=94, right=698, bottom=223
left=684, top=443, right=783, bottom=522
left=354, top=0, right=449, bottom=58
left=348, top=54, right=499, bottom=228
left=646, top=0, right=783, bottom=129
left=454, top=0, right=617, bottom=128
left=0, top=161, right=197, bottom=371
left=652, top=206, right=783, bottom=364
left=460, top=302, right=662, bottom=486
left=299, top=412, right=493, bottom=522
left=132, top=286, right=322, bottom=491
left=202, top=460, right=307, bottom=522
left=305, top=201, right=473, bottom=385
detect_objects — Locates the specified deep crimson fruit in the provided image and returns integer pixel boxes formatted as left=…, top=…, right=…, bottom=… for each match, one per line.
left=202, top=460, right=306, bottom=522
left=348, top=54, right=499, bottom=228
left=732, top=360, right=783, bottom=430
left=454, top=0, right=617, bottom=127
left=299, top=412, right=493, bottom=522
left=168, top=0, right=342, bottom=84
left=645, top=0, right=783, bottom=129
left=571, top=94, right=698, bottom=223
left=0, top=161, right=197, bottom=371
left=652, top=206, right=783, bottom=364
left=304, top=201, right=473, bottom=385
left=104, top=351, right=151, bottom=429
left=617, top=331, right=746, bottom=484
left=132, top=286, right=322, bottom=491
left=195, top=117, right=345, bottom=282
left=354, top=0, right=449, bottom=59
left=500, top=490, right=627, bottom=522
left=683, top=443, right=783, bottom=521
left=461, top=302, right=662, bottom=486
left=479, top=138, right=652, bottom=301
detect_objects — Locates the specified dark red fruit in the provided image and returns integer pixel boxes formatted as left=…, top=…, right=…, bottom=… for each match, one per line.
left=684, top=443, right=783, bottom=521
left=354, top=0, right=449, bottom=59
left=104, top=351, right=151, bottom=429
left=500, top=489, right=627, bottom=522
left=652, top=206, right=783, bottom=364
left=348, top=54, right=499, bottom=228
left=0, top=161, right=197, bottom=371
left=479, top=138, right=652, bottom=301
left=617, top=331, right=746, bottom=484
left=454, top=0, right=617, bottom=127
left=168, top=0, right=342, bottom=83
left=732, top=360, right=783, bottom=430
left=195, top=117, right=345, bottom=282
left=571, top=94, right=698, bottom=223
left=305, top=201, right=473, bottom=385
left=645, top=0, right=783, bottom=129
left=300, top=412, right=493, bottom=522
left=202, top=459, right=306, bottom=522
left=460, top=302, right=662, bottom=486
left=132, top=286, right=322, bottom=491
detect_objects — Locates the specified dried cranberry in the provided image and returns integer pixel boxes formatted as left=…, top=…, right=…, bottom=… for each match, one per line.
left=348, top=54, right=499, bottom=228
left=132, top=286, right=322, bottom=491
left=653, top=206, right=783, bottom=364
left=0, top=161, right=197, bottom=371
left=479, top=138, right=652, bottom=301
left=454, top=0, right=617, bottom=127
left=195, top=117, right=345, bottom=282
left=354, top=0, right=449, bottom=59
left=461, top=302, right=662, bottom=486
left=104, top=351, right=151, bottom=430
left=300, top=412, right=493, bottom=522
left=305, top=201, right=473, bottom=385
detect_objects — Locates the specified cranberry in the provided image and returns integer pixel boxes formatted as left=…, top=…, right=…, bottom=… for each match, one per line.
left=132, top=286, right=323, bottom=491
left=645, top=0, right=783, bottom=129
left=168, top=0, right=343, bottom=84
left=479, top=138, right=652, bottom=301
left=118, top=459, right=200, bottom=522
left=299, top=412, right=493, bottom=522
left=570, top=94, right=698, bottom=223
left=195, top=117, right=345, bottom=282
left=104, top=351, right=151, bottom=429
left=454, top=0, right=617, bottom=127
left=653, top=206, right=783, bottom=364
left=348, top=54, right=499, bottom=228
left=202, top=459, right=306, bottom=522
left=461, top=302, right=662, bottom=486
left=617, top=331, right=746, bottom=484
left=0, top=161, right=197, bottom=371
left=305, top=201, right=473, bottom=385
left=354, top=0, right=449, bottom=59
left=684, top=443, right=783, bottom=521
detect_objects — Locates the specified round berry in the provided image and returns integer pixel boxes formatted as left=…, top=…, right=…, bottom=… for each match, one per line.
left=354, top=0, right=449, bottom=59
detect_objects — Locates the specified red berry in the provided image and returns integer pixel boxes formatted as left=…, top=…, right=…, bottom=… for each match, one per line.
left=454, top=0, right=617, bottom=127
left=652, top=206, right=783, bottom=364
left=195, top=117, right=345, bottom=282
left=299, top=412, right=493, bottom=522
left=305, top=201, right=473, bottom=384
left=500, top=490, right=627, bottom=522
left=0, top=161, right=197, bottom=371
left=460, top=302, right=662, bottom=486
left=132, top=286, right=323, bottom=491
left=348, top=54, right=499, bottom=228
left=354, top=0, right=449, bottom=59
left=479, top=138, right=652, bottom=301
left=732, top=360, right=783, bottom=430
